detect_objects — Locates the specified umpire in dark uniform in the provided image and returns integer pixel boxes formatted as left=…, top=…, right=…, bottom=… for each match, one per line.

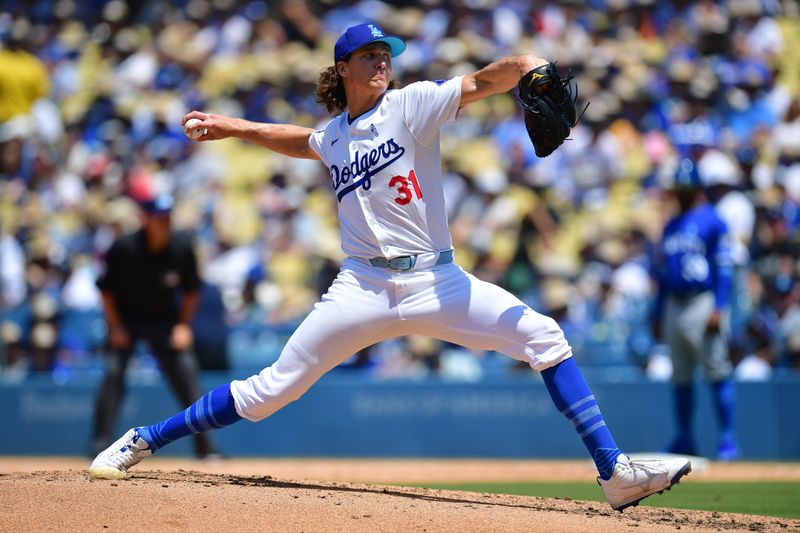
left=652, top=159, right=739, bottom=461
left=90, top=193, right=218, bottom=458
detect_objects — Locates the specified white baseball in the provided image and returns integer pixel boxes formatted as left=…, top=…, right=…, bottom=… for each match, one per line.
left=184, top=118, right=207, bottom=140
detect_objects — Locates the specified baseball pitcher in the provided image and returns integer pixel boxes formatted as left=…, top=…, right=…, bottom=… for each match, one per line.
left=90, top=23, right=690, bottom=511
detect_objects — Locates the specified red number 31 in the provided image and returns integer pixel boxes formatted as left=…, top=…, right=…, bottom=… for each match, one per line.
left=389, top=170, right=423, bottom=205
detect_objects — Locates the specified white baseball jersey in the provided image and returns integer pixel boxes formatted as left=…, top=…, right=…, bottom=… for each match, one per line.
left=230, top=76, right=573, bottom=423
left=308, top=77, right=463, bottom=259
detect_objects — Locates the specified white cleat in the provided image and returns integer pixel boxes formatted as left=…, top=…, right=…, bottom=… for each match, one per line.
left=599, top=454, right=692, bottom=512
left=89, top=428, right=152, bottom=480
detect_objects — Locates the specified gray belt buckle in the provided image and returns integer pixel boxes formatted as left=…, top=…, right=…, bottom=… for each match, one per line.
left=387, top=255, right=416, bottom=270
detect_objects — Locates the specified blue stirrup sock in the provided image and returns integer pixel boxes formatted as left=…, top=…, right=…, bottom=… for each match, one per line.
left=711, top=379, right=735, bottom=435
left=137, top=384, right=243, bottom=452
left=541, top=357, right=621, bottom=480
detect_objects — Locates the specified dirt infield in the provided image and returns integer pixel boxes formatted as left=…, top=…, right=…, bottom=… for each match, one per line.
left=2, top=458, right=799, bottom=532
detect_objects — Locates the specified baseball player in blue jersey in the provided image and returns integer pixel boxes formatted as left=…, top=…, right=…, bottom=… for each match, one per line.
left=90, top=23, right=691, bottom=511
left=653, top=158, right=739, bottom=460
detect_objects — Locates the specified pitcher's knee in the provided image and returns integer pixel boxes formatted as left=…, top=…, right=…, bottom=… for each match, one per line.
left=525, top=316, right=572, bottom=371
left=230, top=365, right=320, bottom=422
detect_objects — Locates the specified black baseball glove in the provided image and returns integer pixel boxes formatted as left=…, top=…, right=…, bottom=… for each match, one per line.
left=517, top=62, right=581, bottom=158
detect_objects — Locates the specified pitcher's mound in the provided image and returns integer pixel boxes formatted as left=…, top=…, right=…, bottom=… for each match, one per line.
left=1, top=469, right=795, bottom=532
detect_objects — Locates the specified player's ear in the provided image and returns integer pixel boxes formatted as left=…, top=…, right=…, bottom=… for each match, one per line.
left=336, top=60, right=348, bottom=78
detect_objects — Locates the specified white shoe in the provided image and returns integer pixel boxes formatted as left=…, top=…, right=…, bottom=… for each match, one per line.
left=89, top=428, right=152, bottom=480
left=599, top=454, right=691, bottom=511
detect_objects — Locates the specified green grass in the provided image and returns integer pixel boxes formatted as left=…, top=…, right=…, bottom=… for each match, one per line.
left=407, top=481, right=800, bottom=519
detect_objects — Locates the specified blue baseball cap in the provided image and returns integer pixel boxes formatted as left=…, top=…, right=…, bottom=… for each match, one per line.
left=672, top=158, right=702, bottom=189
left=334, top=23, right=406, bottom=63
left=139, top=193, right=174, bottom=215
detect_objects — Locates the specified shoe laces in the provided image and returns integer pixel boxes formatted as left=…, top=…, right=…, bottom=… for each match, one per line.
left=106, top=434, right=148, bottom=468
left=621, top=458, right=669, bottom=478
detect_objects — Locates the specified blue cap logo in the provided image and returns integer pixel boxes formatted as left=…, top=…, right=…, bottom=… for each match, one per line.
left=334, top=23, right=406, bottom=63
left=673, top=158, right=701, bottom=189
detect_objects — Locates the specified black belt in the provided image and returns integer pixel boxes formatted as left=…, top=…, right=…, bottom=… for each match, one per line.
left=369, top=249, right=454, bottom=271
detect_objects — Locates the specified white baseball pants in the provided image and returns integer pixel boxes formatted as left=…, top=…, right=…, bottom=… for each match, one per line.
left=230, top=257, right=572, bottom=421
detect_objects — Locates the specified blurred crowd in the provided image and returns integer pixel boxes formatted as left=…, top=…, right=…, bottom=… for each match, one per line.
left=1, top=0, right=799, bottom=382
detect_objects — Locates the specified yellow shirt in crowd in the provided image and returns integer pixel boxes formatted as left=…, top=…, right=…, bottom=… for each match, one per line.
left=0, top=48, right=50, bottom=122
